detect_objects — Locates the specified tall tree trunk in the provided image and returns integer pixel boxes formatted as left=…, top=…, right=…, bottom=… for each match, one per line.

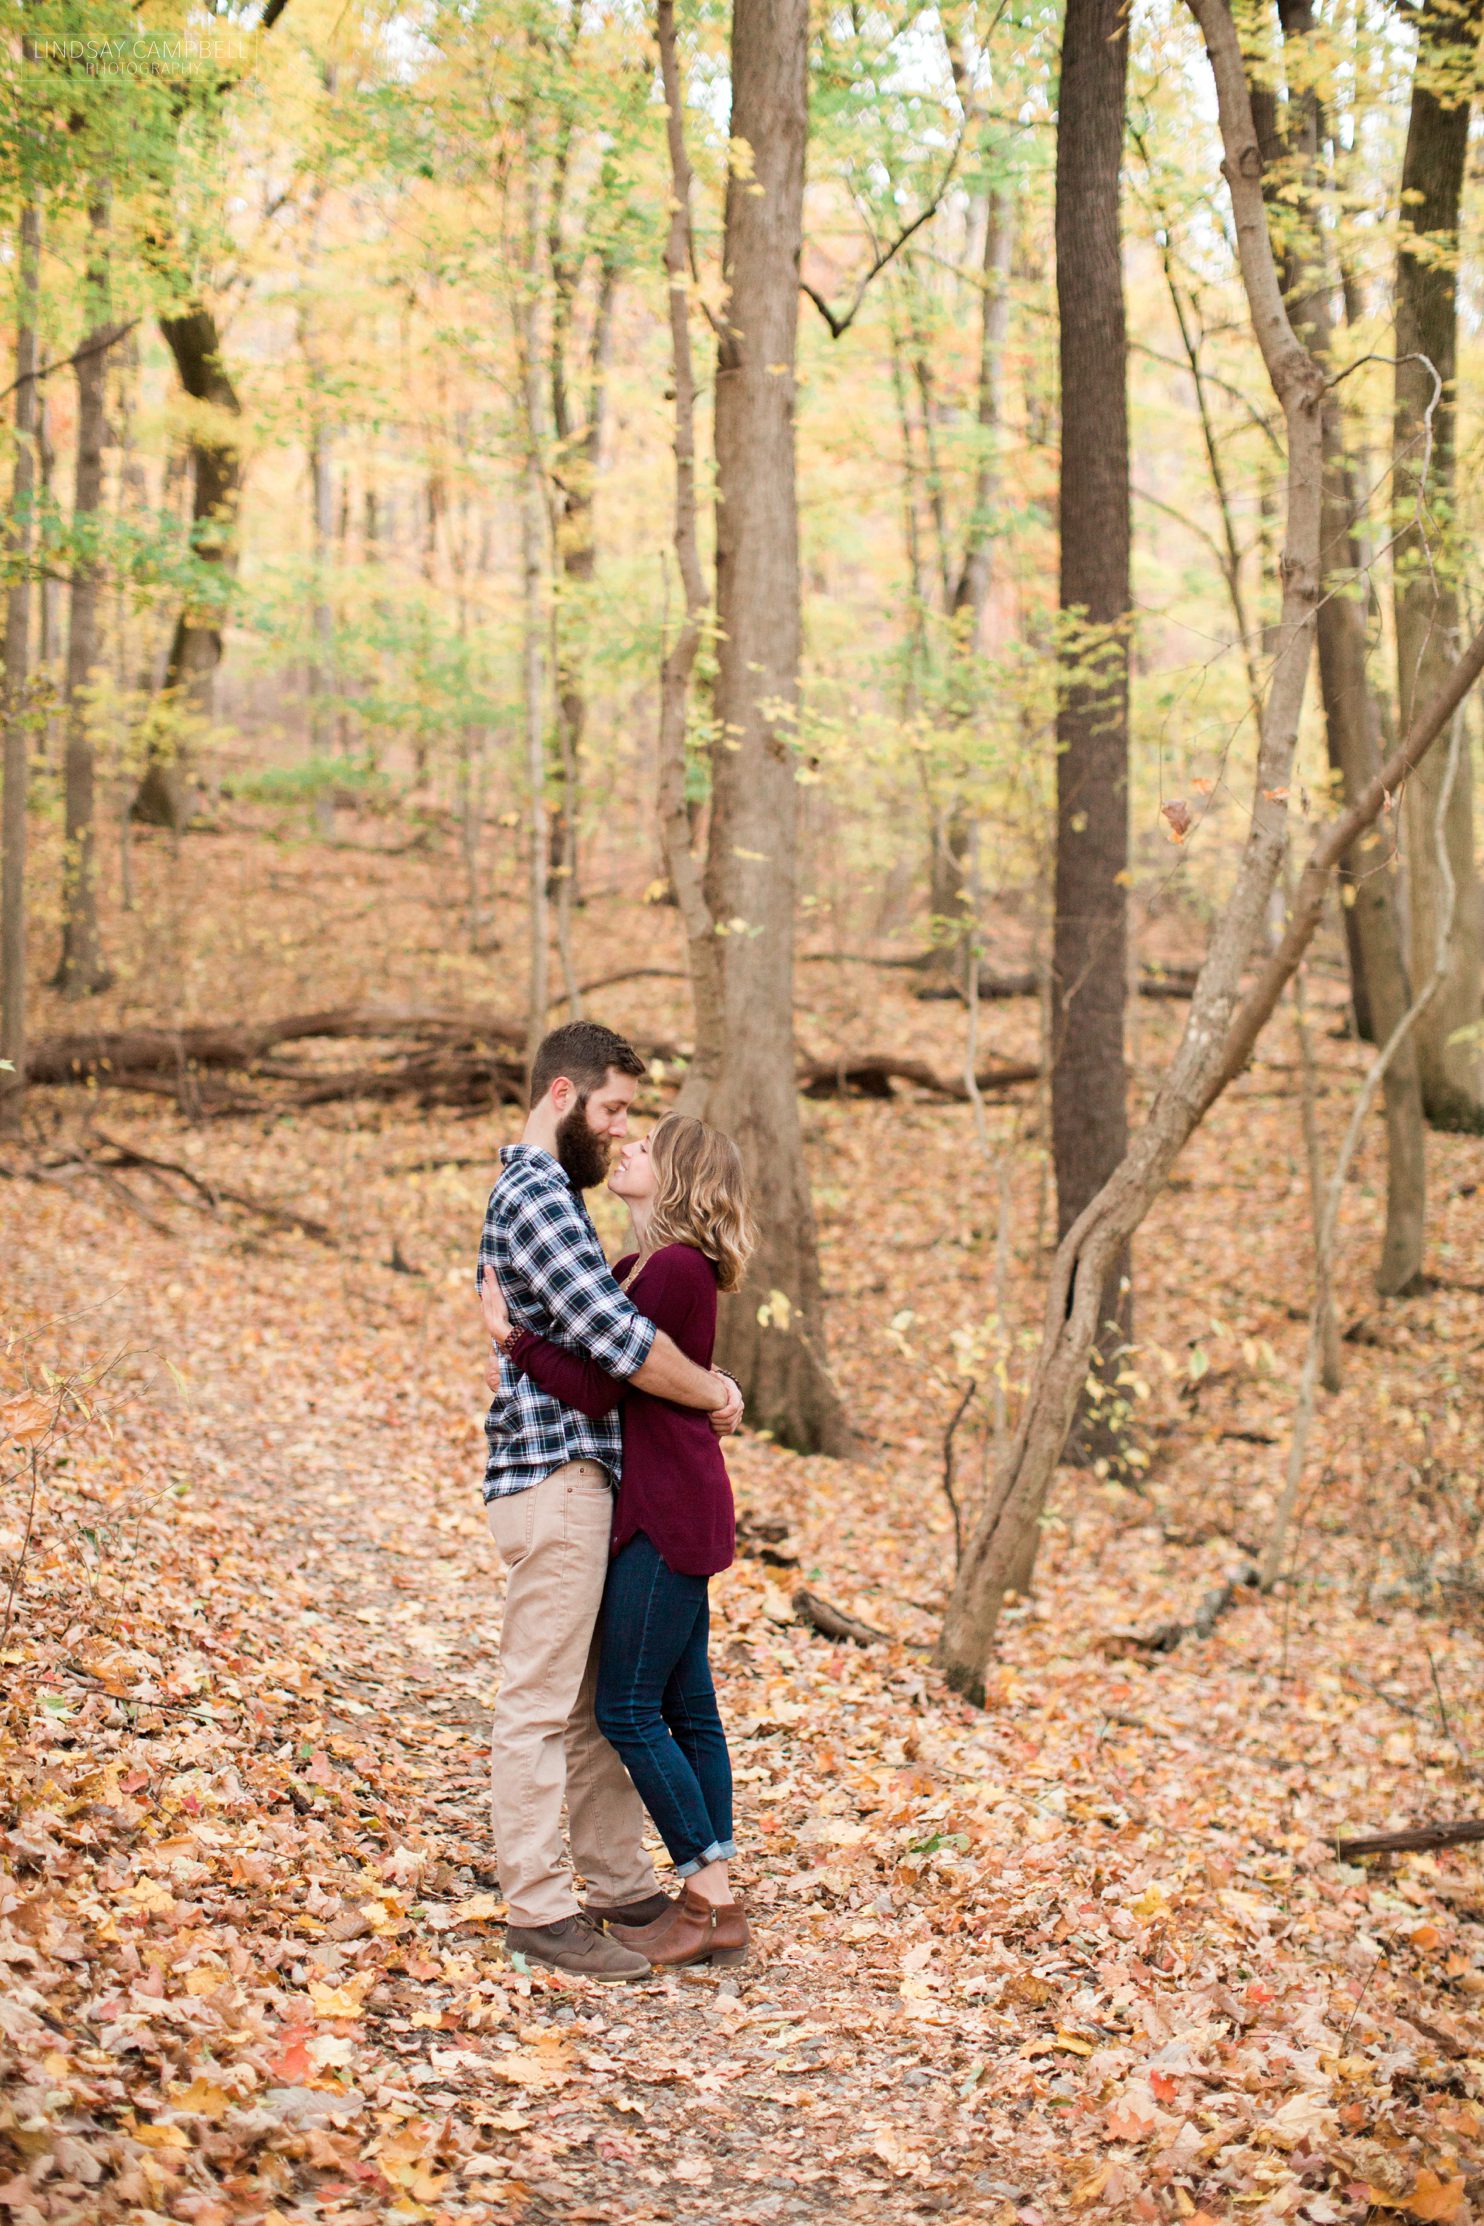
left=307, top=414, right=335, bottom=754
left=1316, top=419, right=1427, bottom=1292
left=1255, top=0, right=1428, bottom=1296
left=952, top=182, right=1013, bottom=649
left=1393, top=0, right=1483, bottom=1130
left=939, top=0, right=1333, bottom=1698
left=134, top=308, right=242, bottom=828
left=519, top=112, right=551, bottom=1068
left=701, top=0, right=847, bottom=1454
left=1050, top=0, right=1132, bottom=1455
left=35, top=396, right=60, bottom=762
left=549, top=254, right=617, bottom=912
left=1, top=198, right=41, bottom=1124
left=58, top=196, right=116, bottom=1000
left=655, top=0, right=724, bottom=1108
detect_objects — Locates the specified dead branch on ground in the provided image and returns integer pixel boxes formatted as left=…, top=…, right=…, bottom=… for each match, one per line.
left=792, top=1588, right=897, bottom=1647
left=1334, top=1819, right=1484, bottom=1860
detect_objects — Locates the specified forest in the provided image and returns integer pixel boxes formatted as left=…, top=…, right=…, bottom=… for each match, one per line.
left=1, top=0, right=1483, bottom=2216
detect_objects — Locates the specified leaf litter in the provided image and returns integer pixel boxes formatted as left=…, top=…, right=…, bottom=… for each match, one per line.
left=2, top=830, right=1483, bottom=2225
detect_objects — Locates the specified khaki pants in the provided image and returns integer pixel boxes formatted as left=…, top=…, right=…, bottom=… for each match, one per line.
left=486, top=1459, right=659, bottom=1927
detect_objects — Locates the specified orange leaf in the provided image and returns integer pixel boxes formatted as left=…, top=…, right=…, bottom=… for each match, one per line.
left=1405, top=2170, right=1465, bottom=2222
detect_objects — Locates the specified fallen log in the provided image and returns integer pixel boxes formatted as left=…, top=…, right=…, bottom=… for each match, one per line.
left=1333, top=1818, right=1484, bottom=1861
left=29, top=1007, right=1039, bottom=1113
left=915, top=963, right=1201, bottom=1006
left=792, top=1588, right=895, bottom=1646
left=26, top=1005, right=528, bottom=1087
left=1097, top=1564, right=1259, bottom=1659
left=798, top=1052, right=1039, bottom=1100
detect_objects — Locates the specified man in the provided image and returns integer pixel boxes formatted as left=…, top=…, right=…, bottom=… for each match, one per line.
left=477, top=1019, right=743, bottom=1980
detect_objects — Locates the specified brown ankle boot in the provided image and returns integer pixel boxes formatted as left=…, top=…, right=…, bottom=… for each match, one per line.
left=707, top=1897, right=749, bottom=1967
left=630, top=1885, right=750, bottom=1969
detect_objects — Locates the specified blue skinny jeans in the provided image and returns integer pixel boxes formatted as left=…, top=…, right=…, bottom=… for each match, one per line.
left=594, top=1532, right=735, bottom=1877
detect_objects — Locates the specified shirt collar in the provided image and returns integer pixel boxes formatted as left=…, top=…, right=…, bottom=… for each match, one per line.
left=500, top=1142, right=576, bottom=1193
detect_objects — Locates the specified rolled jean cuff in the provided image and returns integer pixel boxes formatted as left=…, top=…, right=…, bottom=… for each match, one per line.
left=675, top=1838, right=736, bottom=1878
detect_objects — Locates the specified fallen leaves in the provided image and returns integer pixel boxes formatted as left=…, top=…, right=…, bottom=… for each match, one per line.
left=3, top=848, right=1484, bottom=2224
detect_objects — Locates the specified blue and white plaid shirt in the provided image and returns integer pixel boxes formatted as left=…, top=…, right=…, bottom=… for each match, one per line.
left=476, top=1144, right=656, bottom=1499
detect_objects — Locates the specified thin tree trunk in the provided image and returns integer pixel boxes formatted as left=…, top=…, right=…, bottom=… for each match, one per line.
left=308, top=419, right=335, bottom=754
left=519, top=112, right=551, bottom=1067
left=36, top=396, right=61, bottom=762
left=1261, top=0, right=1429, bottom=1293
left=549, top=257, right=616, bottom=914
left=952, top=182, right=1013, bottom=649
left=58, top=194, right=117, bottom=1000
left=1288, top=950, right=1343, bottom=1391
left=1262, top=707, right=1468, bottom=1590
left=1392, top=0, right=1483, bottom=1130
left=1, top=197, right=41, bottom=1124
left=655, top=0, right=723, bottom=1109
left=1050, top=0, right=1133, bottom=1455
left=112, top=329, right=146, bottom=912
left=940, top=0, right=1331, bottom=1697
left=702, top=0, right=847, bottom=1454
left=134, top=308, right=242, bottom=828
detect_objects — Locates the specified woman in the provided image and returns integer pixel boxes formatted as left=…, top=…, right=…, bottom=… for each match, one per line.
left=483, top=1112, right=755, bottom=1971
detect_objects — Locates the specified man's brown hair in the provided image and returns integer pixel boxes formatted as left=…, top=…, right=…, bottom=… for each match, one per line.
left=528, top=1020, right=645, bottom=1109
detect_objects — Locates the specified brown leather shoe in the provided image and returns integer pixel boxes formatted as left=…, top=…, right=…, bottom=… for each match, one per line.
left=582, top=1891, right=676, bottom=1930
left=505, top=1913, right=652, bottom=1982
left=628, top=1885, right=750, bottom=1969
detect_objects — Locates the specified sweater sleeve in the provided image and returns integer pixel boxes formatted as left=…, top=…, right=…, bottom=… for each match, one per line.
left=504, top=1330, right=627, bottom=1419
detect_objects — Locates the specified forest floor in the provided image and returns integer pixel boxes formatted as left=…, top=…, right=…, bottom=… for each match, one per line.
left=2, top=800, right=1484, bottom=2226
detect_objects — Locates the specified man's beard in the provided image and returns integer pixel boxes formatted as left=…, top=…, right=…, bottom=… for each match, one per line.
left=554, top=1103, right=611, bottom=1191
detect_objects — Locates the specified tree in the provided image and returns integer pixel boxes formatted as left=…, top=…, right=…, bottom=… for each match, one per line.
left=0, top=196, right=41, bottom=1123
left=700, top=0, right=848, bottom=1454
left=131, top=309, right=243, bottom=828
left=1049, top=0, right=1132, bottom=1451
left=936, top=0, right=1484, bottom=1702
left=1392, top=0, right=1483, bottom=1131
left=517, top=79, right=551, bottom=1067
left=654, top=0, right=723, bottom=1103
left=57, top=193, right=117, bottom=1000
left=1254, top=0, right=1428, bottom=1297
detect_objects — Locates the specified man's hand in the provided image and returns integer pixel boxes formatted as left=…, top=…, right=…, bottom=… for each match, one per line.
left=709, top=1371, right=744, bottom=1437
left=479, top=1266, right=513, bottom=1347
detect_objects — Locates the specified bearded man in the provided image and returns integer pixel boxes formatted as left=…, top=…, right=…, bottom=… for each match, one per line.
left=476, top=1020, right=743, bottom=1980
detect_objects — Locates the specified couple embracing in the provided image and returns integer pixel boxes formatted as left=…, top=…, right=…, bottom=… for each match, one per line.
left=475, top=1019, right=755, bottom=1982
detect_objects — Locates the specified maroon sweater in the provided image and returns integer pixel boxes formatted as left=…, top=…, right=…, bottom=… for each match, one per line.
left=506, top=1243, right=734, bottom=1579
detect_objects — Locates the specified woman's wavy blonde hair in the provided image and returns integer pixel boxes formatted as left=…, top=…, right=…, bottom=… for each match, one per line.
left=640, top=1113, right=756, bottom=1294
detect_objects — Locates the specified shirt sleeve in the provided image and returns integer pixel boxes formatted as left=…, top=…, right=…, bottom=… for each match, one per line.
left=475, top=1184, right=499, bottom=1294
left=505, top=1331, right=626, bottom=1420
left=504, top=1184, right=657, bottom=1380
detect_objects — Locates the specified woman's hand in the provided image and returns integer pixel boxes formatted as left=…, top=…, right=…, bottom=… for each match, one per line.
left=484, top=1341, right=504, bottom=1395
left=479, top=1265, right=513, bottom=1348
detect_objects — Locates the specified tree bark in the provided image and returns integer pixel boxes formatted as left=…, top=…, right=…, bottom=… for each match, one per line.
left=952, top=182, right=1013, bottom=650
left=1261, top=0, right=1428, bottom=1295
left=939, top=0, right=1330, bottom=1699
left=133, top=307, right=243, bottom=828
left=702, top=0, right=847, bottom=1454
left=655, top=0, right=724, bottom=1108
left=1393, top=0, right=1483, bottom=1130
left=518, top=104, right=551, bottom=1068
left=1, top=197, right=41, bottom=1125
left=58, top=195, right=116, bottom=1000
left=1050, top=0, right=1133, bottom=1442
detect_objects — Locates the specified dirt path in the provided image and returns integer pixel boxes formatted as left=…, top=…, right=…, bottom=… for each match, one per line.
left=4, top=1098, right=1484, bottom=2225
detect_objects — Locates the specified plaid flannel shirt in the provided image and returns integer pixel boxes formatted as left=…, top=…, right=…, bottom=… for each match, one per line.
left=476, top=1144, right=656, bottom=1499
